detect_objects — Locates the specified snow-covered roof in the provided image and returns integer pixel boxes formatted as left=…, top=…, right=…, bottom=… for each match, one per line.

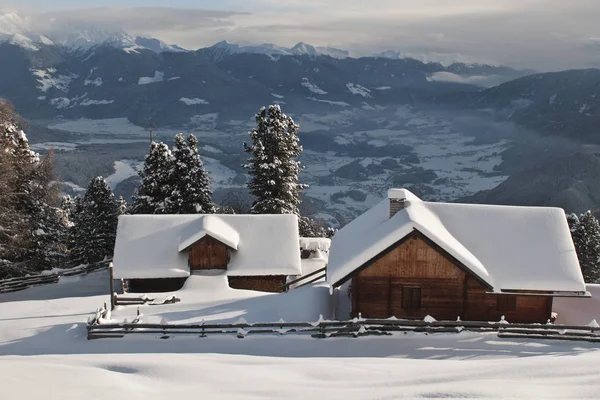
left=299, top=237, right=331, bottom=252
left=113, top=214, right=301, bottom=279
left=327, top=188, right=586, bottom=294
left=179, top=215, right=240, bottom=251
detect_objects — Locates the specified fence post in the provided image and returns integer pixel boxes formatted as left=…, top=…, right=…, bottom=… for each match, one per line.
left=108, top=262, right=115, bottom=310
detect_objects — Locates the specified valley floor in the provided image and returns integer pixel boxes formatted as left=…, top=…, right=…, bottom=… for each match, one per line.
left=1, top=271, right=600, bottom=399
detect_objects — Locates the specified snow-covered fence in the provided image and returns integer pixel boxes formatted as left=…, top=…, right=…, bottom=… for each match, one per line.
left=86, top=317, right=600, bottom=342
left=0, top=260, right=112, bottom=294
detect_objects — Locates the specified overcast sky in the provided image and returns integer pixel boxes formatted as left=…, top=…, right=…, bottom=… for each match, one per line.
left=5, top=0, right=600, bottom=71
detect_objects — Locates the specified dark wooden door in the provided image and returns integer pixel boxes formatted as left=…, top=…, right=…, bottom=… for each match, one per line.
left=355, top=276, right=390, bottom=318
left=389, top=279, right=403, bottom=318
left=189, top=236, right=229, bottom=271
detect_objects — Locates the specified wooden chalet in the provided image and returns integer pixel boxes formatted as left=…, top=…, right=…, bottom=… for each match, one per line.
left=327, top=189, right=589, bottom=323
left=112, top=214, right=302, bottom=293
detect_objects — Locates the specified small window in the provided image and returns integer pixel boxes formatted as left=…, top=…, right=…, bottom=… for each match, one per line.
left=496, top=295, right=517, bottom=312
left=402, top=286, right=422, bottom=310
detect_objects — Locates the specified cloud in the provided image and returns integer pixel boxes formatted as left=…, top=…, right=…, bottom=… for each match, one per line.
left=8, top=1, right=600, bottom=70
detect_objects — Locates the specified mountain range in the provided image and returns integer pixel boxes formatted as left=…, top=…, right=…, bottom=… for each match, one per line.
left=1, top=11, right=600, bottom=220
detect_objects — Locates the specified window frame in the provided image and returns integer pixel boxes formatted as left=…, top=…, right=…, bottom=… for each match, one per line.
left=402, top=286, right=422, bottom=310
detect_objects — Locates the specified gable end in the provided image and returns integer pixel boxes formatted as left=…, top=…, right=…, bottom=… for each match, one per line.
left=330, top=229, right=493, bottom=290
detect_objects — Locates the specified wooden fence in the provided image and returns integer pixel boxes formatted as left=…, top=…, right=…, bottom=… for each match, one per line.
left=0, top=260, right=111, bottom=294
left=87, top=311, right=600, bottom=342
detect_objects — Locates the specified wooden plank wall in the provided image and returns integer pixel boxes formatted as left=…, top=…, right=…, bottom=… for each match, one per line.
left=189, top=236, right=230, bottom=270
left=465, top=276, right=553, bottom=323
left=351, top=233, right=552, bottom=323
left=228, top=276, right=287, bottom=293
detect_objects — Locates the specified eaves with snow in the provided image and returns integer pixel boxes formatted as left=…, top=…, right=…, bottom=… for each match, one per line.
left=327, top=188, right=587, bottom=295
left=113, top=214, right=302, bottom=279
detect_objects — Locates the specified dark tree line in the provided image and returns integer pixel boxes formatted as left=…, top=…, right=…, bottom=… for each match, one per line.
left=567, top=211, right=600, bottom=283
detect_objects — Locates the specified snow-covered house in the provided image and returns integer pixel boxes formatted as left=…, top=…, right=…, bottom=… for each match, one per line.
left=328, top=188, right=589, bottom=323
left=113, top=214, right=302, bottom=293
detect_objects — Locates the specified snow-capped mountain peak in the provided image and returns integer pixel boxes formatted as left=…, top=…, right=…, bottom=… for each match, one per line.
left=204, top=40, right=349, bottom=59
left=291, top=42, right=318, bottom=57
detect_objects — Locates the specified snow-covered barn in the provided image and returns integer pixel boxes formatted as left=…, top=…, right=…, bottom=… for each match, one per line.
left=113, top=214, right=302, bottom=293
left=328, top=188, right=590, bottom=323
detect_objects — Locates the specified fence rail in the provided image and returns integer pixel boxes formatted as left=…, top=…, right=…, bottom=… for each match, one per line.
left=0, top=260, right=111, bottom=294
left=87, top=313, right=600, bottom=342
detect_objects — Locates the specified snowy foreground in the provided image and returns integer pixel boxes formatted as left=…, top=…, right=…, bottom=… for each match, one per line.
left=1, top=271, right=600, bottom=399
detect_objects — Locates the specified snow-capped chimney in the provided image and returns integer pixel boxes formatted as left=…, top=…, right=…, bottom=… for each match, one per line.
left=388, top=189, right=408, bottom=218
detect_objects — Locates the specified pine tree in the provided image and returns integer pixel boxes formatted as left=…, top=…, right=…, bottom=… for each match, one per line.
left=243, top=105, right=307, bottom=215
left=567, top=211, right=600, bottom=282
left=0, top=102, right=67, bottom=275
left=131, top=141, right=174, bottom=214
left=166, top=133, right=215, bottom=214
left=70, top=177, right=120, bottom=265
left=24, top=150, right=69, bottom=270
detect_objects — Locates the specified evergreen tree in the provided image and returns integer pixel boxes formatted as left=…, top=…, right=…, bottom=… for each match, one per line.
left=243, top=105, right=306, bottom=215
left=117, top=195, right=128, bottom=216
left=24, top=150, right=69, bottom=270
left=130, top=141, right=174, bottom=214
left=0, top=100, right=67, bottom=276
left=166, top=133, right=215, bottom=214
left=567, top=211, right=600, bottom=282
left=70, top=177, right=120, bottom=265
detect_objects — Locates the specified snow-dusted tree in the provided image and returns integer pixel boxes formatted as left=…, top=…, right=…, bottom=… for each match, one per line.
left=243, top=105, right=306, bottom=216
left=131, top=141, right=174, bottom=214
left=0, top=100, right=68, bottom=276
left=567, top=211, right=600, bottom=282
left=23, top=150, right=70, bottom=270
left=117, top=195, right=128, bottom=216
left=166, top=133, right=215, bottom=214
left=70, top=177, right=120, bottom=265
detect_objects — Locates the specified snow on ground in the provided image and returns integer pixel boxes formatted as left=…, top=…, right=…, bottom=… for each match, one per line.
left=105, top=160, right=140, bottom=190
left=31, top=142, right=77, bottom=151
left=555, top=284, right=600, bottom=325
left=84, top=77, right=103, bottom=87
left=307, top=97, right=350, bottom=107
left=48, top=118, right=149, bottom=136
left=1, top=272, right=600, bottom=399
left=138, top=71, right=164, bottom=85
left=346, top=83, right=372, bottom=98
left=80, top=99, right=114, bottom=106
left=203, top=156, right=238, bottom=186
left=301, top=77, right=327, bottom=95
left=179, top=97, right=209, bottom=105
left=30, top=68, right=78, bottom=92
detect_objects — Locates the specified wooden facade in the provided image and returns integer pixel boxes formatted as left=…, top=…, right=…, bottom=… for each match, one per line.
left=188, top=236, right=230, bottom=271
left=349, top=231, right=552, bottom=323
left=228, top=275, right=287, bottom=293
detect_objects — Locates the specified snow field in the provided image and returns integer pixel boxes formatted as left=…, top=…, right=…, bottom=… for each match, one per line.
left=1, top=272, right=600, bottom=398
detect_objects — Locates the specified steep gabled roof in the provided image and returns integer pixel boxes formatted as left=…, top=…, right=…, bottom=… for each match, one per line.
left=178, top=215, right=240, bottom=251
left=327, top=189, right=586, bottom=294
left=113, top=214, right=301, bottom=279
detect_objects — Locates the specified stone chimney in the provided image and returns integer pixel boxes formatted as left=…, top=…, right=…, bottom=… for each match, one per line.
left=388, top=189, right=408, bottom=218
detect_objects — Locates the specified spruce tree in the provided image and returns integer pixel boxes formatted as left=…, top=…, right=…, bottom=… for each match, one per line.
left=243, top=105, right=306, bottom=215
left=131, top=141, right=174, bottom=214
left=166, top=133, right=215, bottom=214
left=24, top=150, right=69, bottom=270
left=568, top=211, right=600, bottom=282
left=0, top=102, right=67, bottom=275
left=70, top=177, right=120, bottom=265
